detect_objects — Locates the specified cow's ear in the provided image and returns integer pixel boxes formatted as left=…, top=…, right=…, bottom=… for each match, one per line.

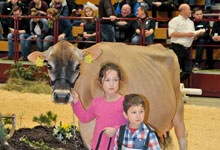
left=82, top=46, right=102, bottom=61
left=28, top=51, right=46, bottom=64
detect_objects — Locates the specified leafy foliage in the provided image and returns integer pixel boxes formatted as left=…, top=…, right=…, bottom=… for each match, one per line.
left=20, top=136, right=54, bottom=150
left=4, top=62, right=48, bottom=81
left=33, top=111, right=57, bottom=127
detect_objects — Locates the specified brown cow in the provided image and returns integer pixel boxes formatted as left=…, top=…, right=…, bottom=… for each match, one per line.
left=28, top=41, right=188, bottom=150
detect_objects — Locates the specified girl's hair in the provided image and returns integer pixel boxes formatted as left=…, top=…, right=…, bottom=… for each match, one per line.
left=84, top=6, right=95, bottom=25
left=98, top=63, right=122, bottom=84
left=123, top=94, right=146, bottom=113
left=47, top=8, right=59, bottom=17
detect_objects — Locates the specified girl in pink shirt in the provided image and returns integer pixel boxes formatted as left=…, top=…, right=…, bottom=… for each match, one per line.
left=71, top=63, right=127, bottom=150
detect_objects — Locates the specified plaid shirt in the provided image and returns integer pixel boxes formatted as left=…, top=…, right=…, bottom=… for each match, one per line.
left=114, top=122, right=160, bottom=150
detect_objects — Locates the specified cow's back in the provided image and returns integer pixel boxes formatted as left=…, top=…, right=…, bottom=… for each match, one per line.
left=75, top=42, right=179, bottom=133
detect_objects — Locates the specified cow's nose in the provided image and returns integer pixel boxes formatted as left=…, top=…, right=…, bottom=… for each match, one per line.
left=54, top=91, right=70, bottom=104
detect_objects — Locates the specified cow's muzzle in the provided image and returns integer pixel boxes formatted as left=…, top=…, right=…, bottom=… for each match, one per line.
left=52, top=89, right=73, bottom=104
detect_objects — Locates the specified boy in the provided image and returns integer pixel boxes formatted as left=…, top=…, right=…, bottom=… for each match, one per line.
left=114, top=94, right=160, bottom=150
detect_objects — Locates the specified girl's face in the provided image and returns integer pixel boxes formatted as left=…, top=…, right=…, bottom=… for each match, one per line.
left=85, top=8, right=93, bottom=17
left=101, top=69, right=120, bottom=95
left=123, top=104, right=145, bottom=129
left=33, top=18, right=39, bottom=22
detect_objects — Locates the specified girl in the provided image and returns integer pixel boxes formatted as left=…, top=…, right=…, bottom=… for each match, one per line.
left=71, top=63, right=127, bottom=150
left=77, top=6, right=96, bottom=49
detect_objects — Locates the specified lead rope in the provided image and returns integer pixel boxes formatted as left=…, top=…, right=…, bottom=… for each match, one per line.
left=72, top=109, right=81, bottom=150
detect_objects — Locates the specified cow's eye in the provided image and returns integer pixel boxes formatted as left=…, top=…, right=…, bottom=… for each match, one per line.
left=47, top=64, right=52, bottom=70
left=75, top=64, right=80, bottom=71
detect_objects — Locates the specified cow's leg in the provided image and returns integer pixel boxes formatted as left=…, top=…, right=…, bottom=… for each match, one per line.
left=78, top=120, right=95, bottom=149
left=173, top=99, right=188, bottom=150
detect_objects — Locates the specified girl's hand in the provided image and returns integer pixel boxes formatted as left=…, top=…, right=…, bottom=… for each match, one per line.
left=104, top=127, right=116, bottom=138
left=72, top=90, right=79, bottom=104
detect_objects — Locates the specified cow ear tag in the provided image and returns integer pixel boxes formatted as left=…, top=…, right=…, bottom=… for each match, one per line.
left=84, top=53, right=93, bottom=63
left=36, top=56, right=44, bottom=67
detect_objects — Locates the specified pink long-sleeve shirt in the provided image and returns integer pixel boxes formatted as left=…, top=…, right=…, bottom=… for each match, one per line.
left=71, top=96, right=128, bottom=150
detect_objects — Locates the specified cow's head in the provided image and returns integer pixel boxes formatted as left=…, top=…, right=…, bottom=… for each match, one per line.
left=28, top=40, right=101, bottom=104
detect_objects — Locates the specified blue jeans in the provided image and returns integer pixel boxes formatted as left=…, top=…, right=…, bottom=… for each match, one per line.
left=131, top=34, right=154, bottom=44
left=43, top=35, right=67, bottom=50
left=8, top=33, right=30, bottom=56
left=26, top=36, right=44, bottom=52
left=101, top=24, right=116, bottom=42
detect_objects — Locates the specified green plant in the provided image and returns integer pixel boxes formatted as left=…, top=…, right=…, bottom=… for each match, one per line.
left=33, top=111, right=57, bottom=126
left=0, top=115, right=6, bottom=144
left=53, top=122, right=76, bottom=143
left=4, top=62, right=48, bottom=81
left=20, top=136, right=54, bottom=150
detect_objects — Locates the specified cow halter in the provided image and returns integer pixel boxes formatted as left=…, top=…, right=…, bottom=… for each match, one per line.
left=50, top=72, right=80, bottom=89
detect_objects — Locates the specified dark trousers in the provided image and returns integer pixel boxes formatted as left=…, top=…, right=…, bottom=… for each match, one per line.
left=206, top=40, right=220, bottom=67
left=170, top=43, right=192, bottom=82
left=194, top=38, right=211, bottom=65
left=152, top=4, right=173, bottom=18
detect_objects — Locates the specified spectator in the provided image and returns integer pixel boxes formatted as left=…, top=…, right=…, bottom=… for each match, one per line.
left=26, top=8, right=48, bottom=53
left=43, top=8, right=74, bottom=50
left=192, top=7, right=211, bottom=71
left=114, top=0, right=151, bottom=16
left=77, top=6, right=96, bottom=49
left=1, top=6, right=30, bottom=61
left=19, top=0, right=31, bottom=15
left=49, top=0, right=69, bottom=16
left=173, top=0, right=212, bottom=12
left=205, top=14, right=220, bottom=69
left=168, top=4, right=204, bottom=82
left=114, top=4, right=136, bottom=42
left=152, top=0, right=175, bottom=18
left=1, top=0, right=21, bottom=38
left=131, top=6, right=155, bottom=44
left=29, top=0, right=48, bottom=16
left=99, top=0, right=117, bottom=42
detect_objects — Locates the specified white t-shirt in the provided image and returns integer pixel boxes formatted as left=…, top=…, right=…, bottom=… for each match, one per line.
left=168, top=15, right=195, bottom=48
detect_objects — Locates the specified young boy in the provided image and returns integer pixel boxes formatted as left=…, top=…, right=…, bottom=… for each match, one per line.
left=114, top=94, right=160, bottom=150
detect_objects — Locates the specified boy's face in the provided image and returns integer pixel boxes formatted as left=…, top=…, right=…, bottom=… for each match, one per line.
left=123, top=104, right=145, bottom=129
left=193, top=10, right=203, bottom=19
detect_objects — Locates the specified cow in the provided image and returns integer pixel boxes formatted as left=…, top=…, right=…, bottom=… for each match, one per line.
left=28, top=40, right=188, bottom=150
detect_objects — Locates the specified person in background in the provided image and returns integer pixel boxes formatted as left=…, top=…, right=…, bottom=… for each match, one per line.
left=77, top=6, right=96, bottom=49
left=43, top=8, right=74, bottom=50
left=114, top=4, right=136, bottom=42
left=1, top=0, right=21, bottom=38
left=29, top=0, right=48, bottom=16
left=114, top=0, right=151, bottom=16
left=168, top=4, right=204, bottom=82
left=71, top=63, right=127, bottom=150
left=99, top=0, right=117, bottom=42
left=205, top=13, right=220, bottom=69
left=192, top=7, right=210, bottom=71
left=152, top=0, right=174, bottom=18
left=131, top=5, right=155, bottom=44
left=49, top=0, right=69, bottom=16
left=114, top=94, right=160, bottom=150
left=1, top=6, right=30, bottom=61
left=26, top=8, right=48, bottom=53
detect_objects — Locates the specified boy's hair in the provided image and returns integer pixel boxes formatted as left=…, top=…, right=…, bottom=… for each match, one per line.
left=98, top=62, right=122, bottom=84
left=123, top=94, right=146, bottom=113
left=12, top=6, right=22, bottom=13
left=192, top=7, right=203, bottom=14
left=47, top=8, right=59, bottom=17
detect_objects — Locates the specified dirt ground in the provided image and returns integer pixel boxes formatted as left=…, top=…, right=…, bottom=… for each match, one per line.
left=0, top=89, right=220, bottom=150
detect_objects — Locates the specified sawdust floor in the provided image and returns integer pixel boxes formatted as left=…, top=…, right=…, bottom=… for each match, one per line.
left=0, top=89, right=220, bottom=150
